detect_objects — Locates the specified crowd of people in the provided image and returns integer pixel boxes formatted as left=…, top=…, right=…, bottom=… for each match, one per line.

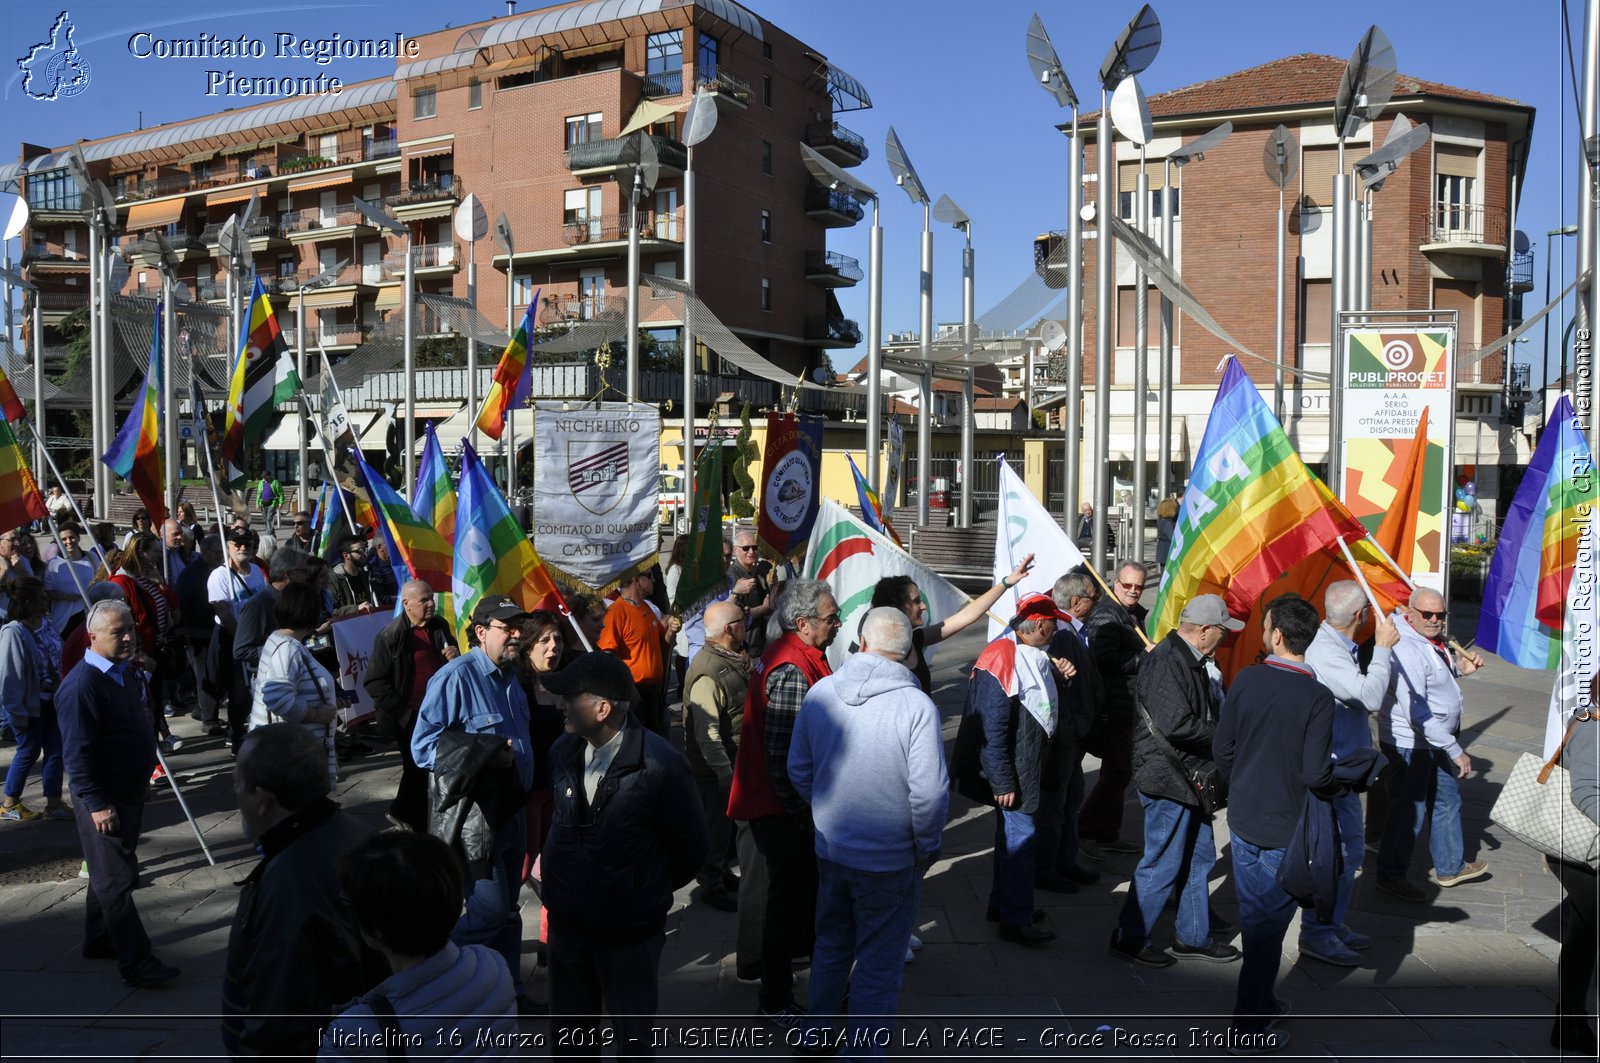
left=0, top=497, right=1596, bottom=1059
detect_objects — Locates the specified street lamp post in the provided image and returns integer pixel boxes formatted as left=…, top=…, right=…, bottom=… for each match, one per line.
left=1545, top=224, right=1580, bottom=398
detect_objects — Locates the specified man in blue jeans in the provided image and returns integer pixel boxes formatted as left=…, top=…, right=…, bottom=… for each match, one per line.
left=788, top=608, right=948, bottom=1051
left=1214, top=596, right=1341, bottom=1055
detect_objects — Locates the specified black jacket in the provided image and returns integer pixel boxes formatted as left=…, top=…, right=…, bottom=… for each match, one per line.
left=1131, top=631, right=1220, bottom=807
left=428, top=730, right=527, bottom=880
left=1085, top=595, right=1149, bottom=724
left=542, top=721, right=707, bottom=946
left=364, top=613, right=456, bottom=734
left=951, top=668, right=1058, bottom=815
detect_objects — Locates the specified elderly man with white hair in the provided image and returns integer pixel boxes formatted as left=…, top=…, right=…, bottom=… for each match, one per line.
left=1375, top=587, right=1487, bottom=901
left=788, top=606, right=948, bottom=1046
left=683, top=598, right=751, bottom=913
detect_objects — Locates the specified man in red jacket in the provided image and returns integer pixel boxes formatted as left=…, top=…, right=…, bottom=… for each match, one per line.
left=727, top=578, right=837, bottom=1029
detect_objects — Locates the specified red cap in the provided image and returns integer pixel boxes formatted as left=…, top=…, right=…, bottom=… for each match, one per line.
left=1012, top=592, right=1073, bottom=626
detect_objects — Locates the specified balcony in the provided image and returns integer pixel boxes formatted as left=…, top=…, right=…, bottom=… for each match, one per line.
left=384, top=176, right=462, bottom=222
left=641, top=68, right=683, bottom=98
left=563, top=211, right=682, bottom=249
left=567, top=135, right=687, bottom=177
left=1510, top=247, right=1535, bottom=292
left=316, top=324, right=372, bottom=350
left=36, top=290, right=88, bottom=316
left=1421, top=202, right=1507, bottom=257
left=364, top=138, right=402, bottom=162
left=696, top=68, right=752, bottom=109
left=805, top=121, right=868, bottom=168
left=540, top=294, right=611, bottom=324
left=807, top=314, right=862, bottom=348
left=805, top=250, right=863, bottom=287
left=804, top=183, right=864, bottom=227
left=383, top=242, right=459, bottom=277
left=21, top=251, right=90, bottom=273
left=199, top=218, right=286, bottom=253
left=114, top=172, right=195, bottom=202
left=282, top=205, right=378, bottom=243
left=1508, top=362, right=1532, bottom=403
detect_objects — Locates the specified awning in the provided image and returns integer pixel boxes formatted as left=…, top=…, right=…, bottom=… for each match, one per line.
left=206, top=188, right=253, bottom=208
left=176, top=149, right=214, bottom=165
left=124, top=199, right=185, bottom=231
left=220, top=141, right=259, bottom=157
left=481, top=54, right=547, bottom=77
left=374, top=285, right=405, bottom=310
left=619, top=98, right=683, bottom=137
left=301, top=289, right=357, bottom=310
left=405, top=142, right=455, bottom=161
left=260, top=413, right=302, bottom=451
left=1106, top=416, right=1188, bottom=463
left=287, top=172, right=353, bottom=193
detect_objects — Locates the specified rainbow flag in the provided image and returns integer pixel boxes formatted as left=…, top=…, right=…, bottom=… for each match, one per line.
left=0, top=362, right=29, bottom=424
left=474, top=294, right=537, bottom=441
left=413, top=422, right=457, bottom=544
left=222, top=276, right=300, bottom=488
left=847, top=453, right=902, bottom=547
left=0, top=407, right=47, bottom=530
left=1149, top=357, right=1367, bottom=641
left=101, top=305, right=167, bottom=525
left=354, top=448, right=457, bottom=631
left=454, top=440, right=557, bottom=638
left=1476, top=394, right=1598, bottom=668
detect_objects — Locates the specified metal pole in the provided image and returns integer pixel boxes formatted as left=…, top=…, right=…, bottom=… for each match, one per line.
left=403, top=235, right=416, bottom=498
left=1545, top=230, right=1557, bottom=396
left=682, top=146, right=697, bottom=531
left=1275, top=184, right=1286, bottom=421
left=1092, top=92, right=1113, bottom=573
left=506, top=248, right=518, bottom=500
left=1505, top=172, right=1519, bottom=413
left=626, top=189, right=641, bottom=403
left=866, top=199, right=884, bottom=492
left=296, top=287, right=309, bottom=511
left=465, top=243, right=478, bottom=456
left=100, top=235, right=115, bottom=511
left=1158, top=163, right=1175, bottom=503
left=1359, top=191, right=1374, bottom=313
left=1064, top=111, right=1084, bottom=527
left=1579, top=0, right=1600, bottom=449
left=1132, top=153, right=1149, bottom=563
left=31, top=297, right=44, bottom=478
left=162, top=283, right=176, bottom=518
left=917, top=205, right=933, bottom=527
left=960, top=235, right=975, bottom=527
left=87, top=219, right=103, bottom=518
left=1329, top=159, right=1349, bottom=494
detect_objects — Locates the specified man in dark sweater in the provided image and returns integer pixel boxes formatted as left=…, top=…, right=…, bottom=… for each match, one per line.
left=1078, top=562, right=1153, bottom=856
left=55, top=600, right=179, bottom=989
left=1214, top=595, right=1342, bottom=1055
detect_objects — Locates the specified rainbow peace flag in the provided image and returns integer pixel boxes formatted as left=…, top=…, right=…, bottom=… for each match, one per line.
left=354, top=448, right=457, bottom=631
left=454, top=440, right=556, bottom=639
left=1476, top=394, right=1598, bottom=668
left=847, top=453, right=902, bottom=547
left=474, top=295, right=537, bottom=441
left=0, top=407, right=47, bottom=531
left=0, top=362, right=29, bottom=424
left=1149, top=357, right=1367, bottom=640
left=102, top=305, right=167, bottom=525
left=413, top=422, right=457, bottom=545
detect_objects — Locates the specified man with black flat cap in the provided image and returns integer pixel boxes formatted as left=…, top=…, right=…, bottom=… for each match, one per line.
left=541, top=650, right=707, bottom=1058
left=412, top=593, right=534, bottom=1007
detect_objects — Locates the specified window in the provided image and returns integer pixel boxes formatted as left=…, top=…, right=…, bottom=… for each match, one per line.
left=654, top=188, right=678, bottom=239
left=579, top=267, right=605, bottom=319
left=646, top=30, right=683, bottom=93
left=762, top=41, right=773, bottom=61
left=513, top=274, right=535, bottom=307
left=565, top=113, right=603, bottom=149
left=762, top=75, right=773, bottom=108
left=653, top=260, right=678, bottom=279
left=1300, top=279, right=1331, bottom=345
left=760, top=209, right=772, bottom=243
left=413, top=87, right=436, bottom=119
left=318, top=133, right=338, bottom=160
left=564, top=188, right=602, bottom=240
left=1300, top=146, right=1338, bottom=211
left=697, top=33, right=718, bottom=79
left=1116, top=160, right=1175, bottom=221
left=27, top=169, right=80, bottom=212
left=761, top=277, right=771, bottom=311
left=1115, top=287, right=1164, bottom=347
left=468, top=78, right=482, bottom=110
left=1435, top=144, right=1480, bottom=236
left=761, top=141, right=772, bottom=176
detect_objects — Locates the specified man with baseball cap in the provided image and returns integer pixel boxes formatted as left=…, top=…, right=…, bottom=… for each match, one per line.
left=539, top=650, right=706, bottom=1057
left=411, top=594, right=535, bottom=1006
left=950, top=593, right=1077, bottom=946
left=1110, top=592, right=1243, bottom=969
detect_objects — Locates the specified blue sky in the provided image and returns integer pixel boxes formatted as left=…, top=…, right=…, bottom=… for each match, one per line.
left=3, top=0, right=1584, bottom=386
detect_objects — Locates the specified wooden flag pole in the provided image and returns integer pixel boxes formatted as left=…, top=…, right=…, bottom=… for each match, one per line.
left=1354, top=532, right=1481, bottom=666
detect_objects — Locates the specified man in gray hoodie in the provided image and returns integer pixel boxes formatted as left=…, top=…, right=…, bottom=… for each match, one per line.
left=788, top=607, right=948, bottom=1046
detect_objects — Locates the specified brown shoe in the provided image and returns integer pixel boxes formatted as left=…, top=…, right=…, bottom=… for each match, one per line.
left=1430, top=860, right=1488, bottom=887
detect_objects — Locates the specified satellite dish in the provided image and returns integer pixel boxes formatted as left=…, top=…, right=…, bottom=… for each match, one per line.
left=0, top=193, right=27, bottom=241
left=1039, top=319, right=1067, bottom=353
left=1171, top=121, right=1232, bottom=167
left=1263, top=125, right=1300, bottom=190
left=1099, top=4, right=1161, bottom=91
left=810, top=366, right=831, bottom=385
left=238, top=191, right=261, bottom=233
left=800, top=143, right=876, bottom=202
left=884, top=127, right=928, bottom=206
left=493, top=212, right=514, bottom=257
left=1514, top=229, right=1532, bottom=255
left=1110, top=76, right=1152, bottom=146
left=1355, top=118, right=1430, bottom=190
left=453, top=193, right=488, bottom=243
left=683, top=87, right=719, bottom=148
left=1334, top=25, right=1397, bottom=141
left=933, top=194, right=971, bottom=231
left=1025, top=13, right=1077, bottom=110
left=352, top=195, right=406, bottom=236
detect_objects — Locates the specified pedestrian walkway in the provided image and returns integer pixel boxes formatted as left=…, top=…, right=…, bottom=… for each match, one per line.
left=0, top=607, right=1584, bottom=1059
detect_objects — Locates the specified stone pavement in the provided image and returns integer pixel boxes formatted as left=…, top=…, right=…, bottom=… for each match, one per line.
left=0, top=604, right=1591, bottom=1060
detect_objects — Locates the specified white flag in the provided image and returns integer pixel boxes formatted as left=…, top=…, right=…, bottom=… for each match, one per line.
left=1545, top=505, right=1600, bottom=757
left=803, top=497, right=967, bottom=671
left=989, top=457, right=1088, bottom=640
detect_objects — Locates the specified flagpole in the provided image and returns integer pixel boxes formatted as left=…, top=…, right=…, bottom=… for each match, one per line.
left=1335, top=535, right=1384, bottom=618
left=190, top=381, right=228, bottom=530
left=1355, top=531, right=1480, bottom=663
left=300, top=392, right=361, bottom=538
left=151, top=743, right=216, bottom=866
left=44, top=518, right=93, bottom=611
left=23, top=421, right=99, bottom=546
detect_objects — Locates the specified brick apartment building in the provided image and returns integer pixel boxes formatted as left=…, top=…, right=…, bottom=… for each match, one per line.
left=1040, top=55, right=1535, bottom=524
left=10, top=0, right=871, bottom=478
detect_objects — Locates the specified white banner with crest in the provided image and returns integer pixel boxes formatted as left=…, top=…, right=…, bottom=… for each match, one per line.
left=531, top=400, right=661, bottom=592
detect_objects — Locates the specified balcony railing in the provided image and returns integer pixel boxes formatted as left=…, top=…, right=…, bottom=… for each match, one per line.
left=807, top=314, right=862, bottom=347
left=199, top=219, right=283, bottom=244
left=399, top=242, right=459, bottom=271
left=696, top=68, right=752, bottom=106
left=805, top=121, right=868, bottom=162
left=540, top=295, right=610, bottom=323
left=21, top=251, right=88, bottom=267
left=115, top=172, right=194, bottom=201
left=567, top=134, right=688, bottom=173
left=37, top=291, right=88, bottom=311
left=805, top=250, right=863, bottom=284
left=803, top=184, right=865, bottom=223
left=364, top=138, right=401, bottom=161
left=1509, top=362, right=1532, bottom=400
left=384, top=176, right=462, bottom=208
left=1426, top=202, right=1507, bottom=247
left=641, top=69, right=683, bottom=98
left=562, top=211, right=680, bottom=245
left=281, top=205, right=376, bottom=235
left=1510, top=247, right=1534, bottom=288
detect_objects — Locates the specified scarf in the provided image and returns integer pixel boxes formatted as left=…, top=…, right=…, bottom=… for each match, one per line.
left=973, top=636, right=1059, bottom=737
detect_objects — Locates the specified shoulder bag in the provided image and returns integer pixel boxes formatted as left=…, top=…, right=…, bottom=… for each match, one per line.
left=1490, top=712, right=1599, bottom=870
left=1133, top=697, right=1227, bottom=815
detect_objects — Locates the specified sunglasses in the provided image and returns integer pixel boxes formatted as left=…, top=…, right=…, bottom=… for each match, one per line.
left=1117, top=581, right=1146, bottom=593
left=808, top=612, right=842, bottom=626
left=1413, top=608, right=1447, bottom=621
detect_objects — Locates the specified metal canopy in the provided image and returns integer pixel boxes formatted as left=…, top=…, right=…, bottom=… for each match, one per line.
left=1099, top=4, right=1161, bottom=90
left=821, top=60, right=872, bottom=113
left=800, top=143, right=876, bottom=202
left=884, top=127, right=928, bottom=206
left=1025, top=13, right=1077, bottom=110
left=1334, top=25, right=1397, bottom=140
left=393, top=48, right=479, bottom=81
